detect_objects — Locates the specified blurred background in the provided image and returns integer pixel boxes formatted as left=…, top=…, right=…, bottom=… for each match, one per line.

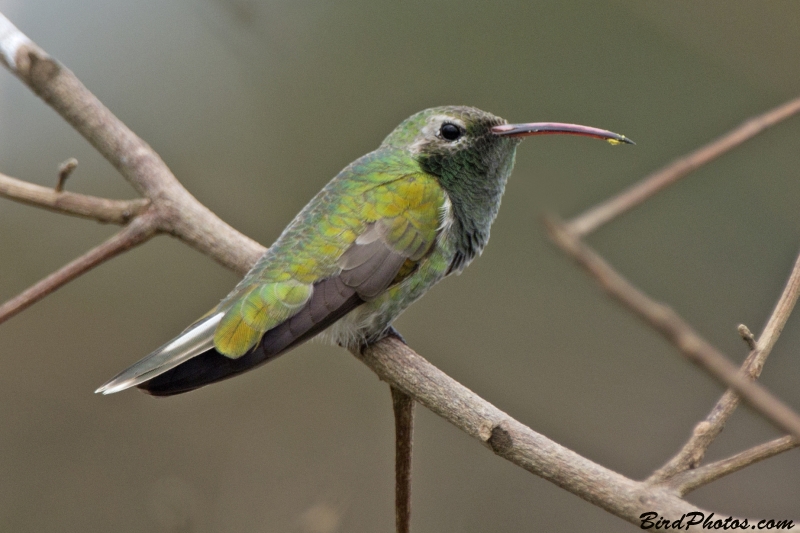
left=2, top=1, right=800, bottom=531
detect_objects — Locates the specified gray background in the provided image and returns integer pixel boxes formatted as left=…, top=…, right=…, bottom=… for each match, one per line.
left=1, top=1, right=799, bottom=531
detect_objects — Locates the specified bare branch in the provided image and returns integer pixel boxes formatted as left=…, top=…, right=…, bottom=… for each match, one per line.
left=652, top=246, right=800, bottom=481
left=545, top=217, right=800, bottom=442
left=0, top=12, right=263, bottom=273
left=0, top=213, right=157, bottom=325
left=668, top=436, right=799, bottom=496
left=0, top=171, right=148, bottom=224
left=354, top=338, right=722, bottom=526
left=566, top=95, right=800, bottom=237
left=391, top=386, right=414, bottom=533
left=0, top=13, right=33, bottom=70
left=750, top=245, right=800, bottom=371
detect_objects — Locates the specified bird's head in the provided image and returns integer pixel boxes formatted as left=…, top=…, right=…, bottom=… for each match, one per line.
left=381, top=105, right=632, bottom=196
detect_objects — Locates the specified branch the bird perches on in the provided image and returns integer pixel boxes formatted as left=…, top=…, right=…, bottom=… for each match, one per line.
left=1, top=11, right=799, bottom=530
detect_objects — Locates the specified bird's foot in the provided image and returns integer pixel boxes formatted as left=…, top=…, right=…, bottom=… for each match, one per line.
left=384, top=326, right=407, bottom=345
left=358, top=326, right=407, bottom=354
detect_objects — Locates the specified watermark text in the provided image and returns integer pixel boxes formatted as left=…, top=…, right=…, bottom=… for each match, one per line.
left=640, top=512, right=794, bottom=530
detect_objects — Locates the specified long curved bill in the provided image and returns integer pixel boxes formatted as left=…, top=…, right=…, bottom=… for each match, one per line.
left=492, top=122, right=634, bottom=145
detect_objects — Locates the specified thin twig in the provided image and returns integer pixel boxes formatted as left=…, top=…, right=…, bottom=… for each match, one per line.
left=566, top=95, right=800, bottom=237
left=738, top=324, right=757, bottom=351
left=391, top=386, right=414, bottom=533
left=749, top=245, right=800, bottom=372
left=0, top=213, right=158, bottom=325
left=668, top=436, right=799, bottom=496
left=55, top=157, right=78, bottom=192
left=0, top=172, right=149, bottom=224
left=651, top=246, right=800, bottom=481
left=545, top=217, right=800, bottom=442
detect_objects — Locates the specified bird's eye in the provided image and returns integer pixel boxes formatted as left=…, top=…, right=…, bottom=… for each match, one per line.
left=440, top=123, right=462, bottom=141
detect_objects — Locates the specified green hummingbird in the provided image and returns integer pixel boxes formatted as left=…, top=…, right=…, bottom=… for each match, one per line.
left=97, top=106, right=632, bottom=396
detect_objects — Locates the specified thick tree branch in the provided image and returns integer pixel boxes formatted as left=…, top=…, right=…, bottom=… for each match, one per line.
left=353, top=338, right=720, bottom=526
left=0, top=171, right=148, bottom=224
left=0, top=213, right=157, bottom=325
left=651, top=247, right=800, bottom=481
left=566, top=95, right=800, bottom=237
left=545, top=217, right=800, bottom=442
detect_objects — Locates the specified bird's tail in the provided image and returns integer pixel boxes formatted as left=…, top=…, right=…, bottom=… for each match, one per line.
left=136, top=288, right=361, bottom=396
left=136, top=342, right=274, bottom=396
left=94, top=310, right=283, bottom=397
left=96, top=276, right=364, bottom=396
left=95, top=313, right=224, bottom=395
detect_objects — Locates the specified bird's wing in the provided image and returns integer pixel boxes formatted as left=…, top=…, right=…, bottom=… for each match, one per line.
left=97, top=166, right=446, bottom=395
left=213, top=170, right=444, bottom=359
left=256, top=216, right=434, bottom=357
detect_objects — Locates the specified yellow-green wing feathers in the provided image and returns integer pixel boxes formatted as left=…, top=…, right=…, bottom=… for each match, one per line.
left=214, top=281, right=314, bottom=358
left=212, top=158, right=446, bottom=359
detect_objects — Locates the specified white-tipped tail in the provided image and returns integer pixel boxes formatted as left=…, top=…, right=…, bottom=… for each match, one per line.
left=95, top=313, right=224, bottom=395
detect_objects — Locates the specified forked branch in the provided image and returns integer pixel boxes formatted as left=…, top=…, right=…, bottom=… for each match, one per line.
left=668, top=436, right=799, bottom=496
left=0, top=171, right=148, bottom=224
left=546, top=218, right=800, bottom=442
left=651, top=246, right=800, bottom=481
left=0, top=13, right=263, bottom=272
left=353, top=338, right=709, bottom=523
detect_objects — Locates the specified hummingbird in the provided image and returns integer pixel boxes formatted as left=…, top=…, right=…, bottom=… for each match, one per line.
left=97, top=106, right=632, bottom=396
